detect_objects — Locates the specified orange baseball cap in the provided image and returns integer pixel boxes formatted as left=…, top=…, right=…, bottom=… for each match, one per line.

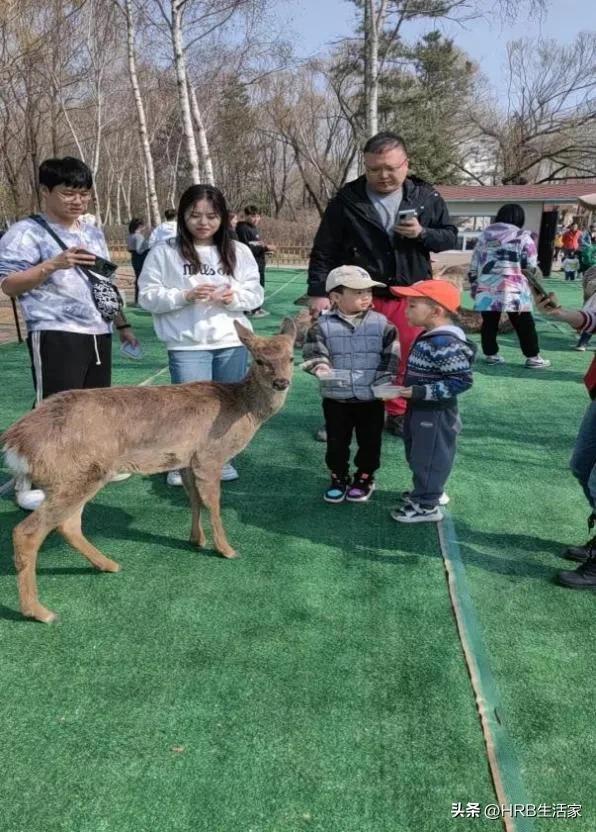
left=389, top=279, right=461, bottom=313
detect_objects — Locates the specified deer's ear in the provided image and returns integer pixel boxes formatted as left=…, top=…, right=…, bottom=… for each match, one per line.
left=234, top=320, right=257, bottom=346
left=279, top=317, right=297, bottom=342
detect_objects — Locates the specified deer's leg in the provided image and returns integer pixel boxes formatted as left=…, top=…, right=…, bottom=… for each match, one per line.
left=193, top=472, right=237, bottom=559
left=14, top=481, right=109, bottom=624
left=56, top=504, right=120, bottom=573
left=13, top=511, right=55, bottom=623
left=181, top=468, right=206, bottom=548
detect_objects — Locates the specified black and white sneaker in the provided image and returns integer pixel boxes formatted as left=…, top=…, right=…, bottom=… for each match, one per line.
left=390, top=502, right=443, bottom=523
left=346, top=472, right=375, bottom=502
left=324, top=474, right=350, bottom=503
left=396, top=490, right=449, bottom=507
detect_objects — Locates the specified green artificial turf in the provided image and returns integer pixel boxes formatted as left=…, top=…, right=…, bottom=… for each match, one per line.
left=1, top=270, right=592, bottom=832
left=450, top=277, right=596, bottom=830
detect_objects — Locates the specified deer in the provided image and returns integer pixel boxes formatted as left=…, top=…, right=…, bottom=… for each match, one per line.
left=2, top=319, right=296, bottom=624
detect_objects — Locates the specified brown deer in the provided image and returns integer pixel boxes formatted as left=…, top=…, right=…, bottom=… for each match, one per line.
left=2, top=319, right=296, bottom=624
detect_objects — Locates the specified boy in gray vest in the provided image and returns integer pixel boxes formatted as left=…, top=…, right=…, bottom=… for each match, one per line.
left=303, top=266, right=399, bottom=502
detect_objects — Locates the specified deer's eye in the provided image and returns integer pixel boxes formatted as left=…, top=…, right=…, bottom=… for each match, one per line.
left=255, top=359, right=265, bottom=366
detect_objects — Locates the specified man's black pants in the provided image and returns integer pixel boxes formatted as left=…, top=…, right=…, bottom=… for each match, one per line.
left=26, top=330, right=112, bottom=404
left=480, top=311, right=539, bottom=358
left=322, top=398, right=385, bottom=477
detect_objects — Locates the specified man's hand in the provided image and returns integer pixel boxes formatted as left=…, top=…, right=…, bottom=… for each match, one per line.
left=118, top=326, right=139, bottom=347
left=309, top=296, right=331, bottom=318
left=48, top=247, right=97, bottom=272
left=265, top=244, right=277, bottom=253
left=394, top=217, right=423, bottom=239
left=185, top=283, right=214, bottom=303
left=314, top=364, right=331, bottom=377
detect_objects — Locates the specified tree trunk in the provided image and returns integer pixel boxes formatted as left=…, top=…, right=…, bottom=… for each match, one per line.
left=171, top=0, right=200, bottom=183
left=123, top=0, right=161, bottom=226
left=189, top=81, right=215, bottom=185
left=122, top=170, right=132, bottom=219
left=364, top=0, right=386, bottom=138
left=167, top=139, right=182, bottom=206
left=143, top=162, right=151, bottom=225
left=115, top=175, right=122, bottom=225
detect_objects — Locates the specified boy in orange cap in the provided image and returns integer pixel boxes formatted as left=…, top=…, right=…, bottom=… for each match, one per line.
left=388, top=279, right=475, bottom=522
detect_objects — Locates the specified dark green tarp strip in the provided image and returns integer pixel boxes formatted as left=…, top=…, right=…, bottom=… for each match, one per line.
left=438, top=514, right=534, bottom=832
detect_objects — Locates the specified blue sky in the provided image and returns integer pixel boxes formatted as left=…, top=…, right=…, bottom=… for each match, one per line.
left=276, top=0, right=594, bottom=96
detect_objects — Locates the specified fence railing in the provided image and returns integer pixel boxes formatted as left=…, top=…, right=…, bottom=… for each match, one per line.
left=110, top=243, right=311, bottom=266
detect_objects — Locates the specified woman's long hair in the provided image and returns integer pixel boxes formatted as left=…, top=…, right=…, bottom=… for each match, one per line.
left=177, top=185, right=237, bottom=276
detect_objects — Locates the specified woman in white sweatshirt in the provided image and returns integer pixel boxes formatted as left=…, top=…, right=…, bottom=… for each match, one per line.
left=138, top=184, right=264, bottom=483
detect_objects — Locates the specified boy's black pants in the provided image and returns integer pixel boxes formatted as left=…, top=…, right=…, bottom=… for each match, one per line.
left=26, top=330, right=112, bottom=404
left=480, top=311, right=539, bottom=358
left=322, top=398, right=385, bottom=477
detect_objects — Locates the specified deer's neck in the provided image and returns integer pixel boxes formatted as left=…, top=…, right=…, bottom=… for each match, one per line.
left=240, top=372, right=288, bottom=422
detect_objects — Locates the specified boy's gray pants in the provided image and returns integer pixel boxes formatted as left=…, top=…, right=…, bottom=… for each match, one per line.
left=403, top=405, right=462, bottom=508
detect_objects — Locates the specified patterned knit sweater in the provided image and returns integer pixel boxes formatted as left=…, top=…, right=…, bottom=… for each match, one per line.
left=405, top=325, right=476, bottom=409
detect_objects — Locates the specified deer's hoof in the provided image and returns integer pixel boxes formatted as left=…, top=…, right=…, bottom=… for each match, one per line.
left=99, top=559, right=121, bottom=573
left=221, top=549, right=239, bottom=559
left=23, top=605, right=58, bottom=624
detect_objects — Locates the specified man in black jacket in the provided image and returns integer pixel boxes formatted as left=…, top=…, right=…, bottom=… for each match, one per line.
left=308, top=131, right=457, bottom=435
left=236, top=205, right=276, bottom=318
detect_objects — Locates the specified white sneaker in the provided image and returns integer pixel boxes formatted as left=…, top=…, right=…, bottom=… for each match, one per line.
left=167, top=470, right=183, bottom=487
left=221, top=463, right=239, bottom=482
left=573, top=345, right=587, bottom=352
left=484, top=354, right=505, bottom=364
left=525, top=355, right=551, bottom=369
left=110, top=472, right=131, bottom=482
left=15, top=488, right=45, bottom=511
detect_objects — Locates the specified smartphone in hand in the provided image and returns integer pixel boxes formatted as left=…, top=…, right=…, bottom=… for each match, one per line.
left=397, top=209, right=418, bottom=222
left=524, top=269, right=560, bottom=308
left=76, top=249, right=118, bottom=278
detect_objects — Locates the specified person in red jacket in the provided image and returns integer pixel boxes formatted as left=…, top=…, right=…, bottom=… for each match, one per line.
left=307, top=131, right=457, bottom=437
left=562, top=222, right=581, bottom=257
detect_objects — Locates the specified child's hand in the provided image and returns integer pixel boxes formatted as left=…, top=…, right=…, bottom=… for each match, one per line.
left=396, top=386, right=413, bottom=398
left=314, top=364, right=331, bottom=377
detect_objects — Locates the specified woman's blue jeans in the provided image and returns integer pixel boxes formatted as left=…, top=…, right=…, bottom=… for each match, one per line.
left=168, top=346, right=248, bottom=385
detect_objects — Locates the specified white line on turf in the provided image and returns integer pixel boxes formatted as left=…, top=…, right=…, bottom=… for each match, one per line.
left=264, top=270, right=306, bottom=301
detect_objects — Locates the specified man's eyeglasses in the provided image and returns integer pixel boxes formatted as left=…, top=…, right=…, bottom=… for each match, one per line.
left=365, top=159, right=408, bottom=174
left=55, top=191, right=92, bottom=203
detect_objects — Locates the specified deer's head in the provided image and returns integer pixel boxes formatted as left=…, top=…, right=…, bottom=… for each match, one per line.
left=235, top=319, right=296, bottom=391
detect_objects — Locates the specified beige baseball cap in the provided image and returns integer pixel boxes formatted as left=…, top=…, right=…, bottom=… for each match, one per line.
left=325, top=265, right=385, bottom=293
